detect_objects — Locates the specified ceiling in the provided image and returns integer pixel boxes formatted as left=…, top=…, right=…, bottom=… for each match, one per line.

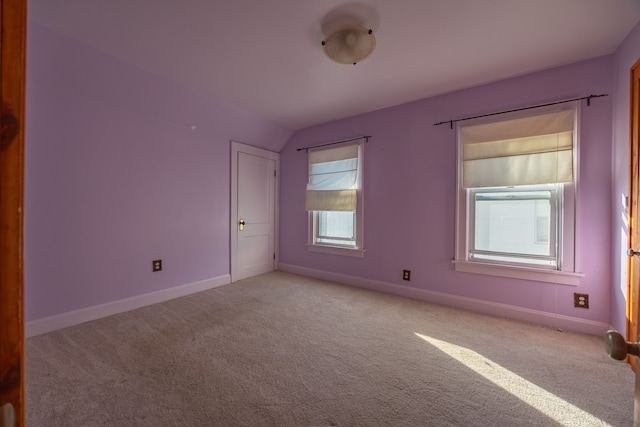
left=28, top=1, right=640, bottom=131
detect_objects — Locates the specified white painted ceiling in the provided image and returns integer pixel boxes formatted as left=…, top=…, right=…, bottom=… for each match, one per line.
left=28, top=1, right=640, bottom=131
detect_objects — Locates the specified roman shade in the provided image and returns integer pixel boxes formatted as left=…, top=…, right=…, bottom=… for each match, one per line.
left=460, top=109, right=575, bottom=188
left=305, top=144, right=360, bottom=211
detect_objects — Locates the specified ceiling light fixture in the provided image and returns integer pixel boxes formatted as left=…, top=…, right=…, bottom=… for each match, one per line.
left=321, top=25, right=376, bottom=65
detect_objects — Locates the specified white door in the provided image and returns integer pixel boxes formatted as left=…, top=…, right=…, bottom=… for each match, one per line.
left=230, top=141, right=278, bottom=282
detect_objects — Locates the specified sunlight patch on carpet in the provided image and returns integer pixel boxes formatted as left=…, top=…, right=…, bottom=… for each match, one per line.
left=415, top=333, right=611, bottom=427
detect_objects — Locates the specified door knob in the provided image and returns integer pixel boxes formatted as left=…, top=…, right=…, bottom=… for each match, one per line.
left=239, top=219, right=245, bottom=231
left=627, top=248, right=640, bottom=257
left=604, top=330, right=640, bottom=360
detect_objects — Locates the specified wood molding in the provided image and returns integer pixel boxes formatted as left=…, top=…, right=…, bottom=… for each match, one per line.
left=628, top=58, right=640, bottom=371
left=0, top=0, right=27, bottom=424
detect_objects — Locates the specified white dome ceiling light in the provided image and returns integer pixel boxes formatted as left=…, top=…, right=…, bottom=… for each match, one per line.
left=321, top=25, right=376, bottom=65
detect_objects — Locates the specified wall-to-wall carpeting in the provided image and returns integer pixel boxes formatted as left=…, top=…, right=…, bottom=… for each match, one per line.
left=27, top=272, right=633, bottom=426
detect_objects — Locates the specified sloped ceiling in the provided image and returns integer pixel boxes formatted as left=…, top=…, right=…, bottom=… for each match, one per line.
left=28, top=0, right=640, bottom=131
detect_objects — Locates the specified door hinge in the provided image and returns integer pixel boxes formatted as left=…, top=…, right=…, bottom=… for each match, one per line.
left=273, top=252, right=276, bottom=260
left=274, top=170, right=277, bottom=177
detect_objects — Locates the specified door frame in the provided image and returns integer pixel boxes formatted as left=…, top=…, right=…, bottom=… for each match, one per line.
left=230, top=141, right=279, bottom=282
left=0, top=0, right=27, bottom=425
left=631, top=56, right=640, bottom=427
left=629, top=58, right=640, bottom=372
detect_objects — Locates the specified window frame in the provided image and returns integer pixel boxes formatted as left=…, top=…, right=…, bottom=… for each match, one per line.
left=307, top=141, right=364, bottom=258
left=453, top=104, right=583, bottom=285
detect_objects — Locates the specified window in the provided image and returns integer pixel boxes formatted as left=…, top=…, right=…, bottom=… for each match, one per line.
left=454, top=105, right=582, bottom=285
left=470, top=185, right=559, bottom=267
left=306, top=141, right=364, bottom=257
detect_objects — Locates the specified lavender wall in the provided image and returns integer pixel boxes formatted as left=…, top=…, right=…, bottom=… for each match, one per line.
left=611, top=22, right=640, bottom=332
left=25, top=23, right=292, bottom=321
left=280, top=56, right=613, bottom=325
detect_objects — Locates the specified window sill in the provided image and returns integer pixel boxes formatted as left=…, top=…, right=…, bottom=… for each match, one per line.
left=452, top=260, right=583, bottom=286
left=307, top=244, right=364, bottom=258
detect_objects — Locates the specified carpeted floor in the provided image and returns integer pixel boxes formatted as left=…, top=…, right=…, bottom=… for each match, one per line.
left=26, top=271, right=634, bottom=426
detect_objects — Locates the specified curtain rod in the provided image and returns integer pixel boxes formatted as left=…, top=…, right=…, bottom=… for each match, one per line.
left=433, top=94, right=608, bottom=129
left=297, top=136, right=371, bottom=152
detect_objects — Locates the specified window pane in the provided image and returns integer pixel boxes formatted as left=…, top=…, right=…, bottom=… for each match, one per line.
left=535, top=214, right=549, bottom=244
left=473, top=189, right=556, bottom=263
left=316, top=211, right=355, bottom=246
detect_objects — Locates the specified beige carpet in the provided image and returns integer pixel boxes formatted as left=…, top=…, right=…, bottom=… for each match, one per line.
left=27, top=271, right=634, bottom=426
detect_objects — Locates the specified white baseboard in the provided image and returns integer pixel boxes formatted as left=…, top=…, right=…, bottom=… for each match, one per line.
left=278, top=264, right=609, bottom=336
left=26, top=274, right=231, bottom=337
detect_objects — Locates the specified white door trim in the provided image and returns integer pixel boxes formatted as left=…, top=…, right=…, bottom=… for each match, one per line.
left=230, top=141, right=279, bottom=282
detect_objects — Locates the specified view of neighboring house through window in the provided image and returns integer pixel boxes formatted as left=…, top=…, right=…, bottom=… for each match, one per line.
left=470, top=186, right=559, bottom=267
left=314, top=210, right=355, bottom=246
left=454, top=105, right=581, bottom=284
left=305, top=140, right=364, bottom=257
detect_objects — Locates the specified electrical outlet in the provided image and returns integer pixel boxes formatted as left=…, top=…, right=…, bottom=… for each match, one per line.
left=574, top=293, right=589, bottom=309
left=403, top=270, right=411, bottom=281
left=152, top=259, right=162, bottom=272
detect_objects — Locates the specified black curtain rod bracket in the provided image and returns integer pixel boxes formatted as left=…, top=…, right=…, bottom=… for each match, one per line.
left=297, top=135, right=371, bottom=152
left=433, top=94, right=608, bottom=128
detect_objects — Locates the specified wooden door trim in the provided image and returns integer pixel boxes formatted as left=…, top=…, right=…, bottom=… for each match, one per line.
left=628, top=58, right=640, bottom=371
left=0, top=0, right=27, bottom=425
